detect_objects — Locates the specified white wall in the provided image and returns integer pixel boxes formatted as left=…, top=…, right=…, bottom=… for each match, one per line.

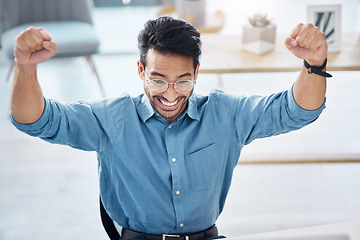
left=207, top=0, right=360, bottom=34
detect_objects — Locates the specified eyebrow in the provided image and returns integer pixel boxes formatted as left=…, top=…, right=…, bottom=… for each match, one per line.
left=150, top=71, right=192, bottom=79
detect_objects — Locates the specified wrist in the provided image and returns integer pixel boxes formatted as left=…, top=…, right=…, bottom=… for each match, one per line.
left=304, top=59, right=326, bottom=67
left=303, top=59, right=332, bottom=78
left=15, top=59, right=37, bottom=71
left=15, top=58, right=37, bottom=73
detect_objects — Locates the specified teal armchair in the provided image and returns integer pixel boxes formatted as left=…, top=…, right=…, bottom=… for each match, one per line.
left=0, top=0, right=105, bottom=96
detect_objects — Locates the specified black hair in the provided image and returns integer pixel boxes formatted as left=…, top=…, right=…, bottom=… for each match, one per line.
left=138, top=16, right=202, bottom=70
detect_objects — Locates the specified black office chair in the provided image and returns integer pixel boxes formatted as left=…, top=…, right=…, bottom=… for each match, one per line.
left=100, top=196, right=121, bottom=240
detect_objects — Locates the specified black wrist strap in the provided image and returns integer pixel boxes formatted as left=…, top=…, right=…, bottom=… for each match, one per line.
left=304, top=59, right=332, bottom=78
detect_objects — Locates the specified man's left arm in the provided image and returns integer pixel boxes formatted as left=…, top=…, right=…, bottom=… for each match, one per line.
left=285, top=23, right=329, bottom=111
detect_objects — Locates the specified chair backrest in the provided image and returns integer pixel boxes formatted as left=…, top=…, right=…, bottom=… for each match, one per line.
left=100, top=196, right=121, bottom=240
left=0, top=0, right=94, bottom=33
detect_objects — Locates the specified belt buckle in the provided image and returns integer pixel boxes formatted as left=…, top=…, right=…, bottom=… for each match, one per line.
left=162, top=234, right=183, bottom=240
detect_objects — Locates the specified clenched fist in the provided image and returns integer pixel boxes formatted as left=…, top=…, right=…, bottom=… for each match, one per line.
left=285, top=23, right=327, bottom=67
left=14, top=27, right=57, bottom=66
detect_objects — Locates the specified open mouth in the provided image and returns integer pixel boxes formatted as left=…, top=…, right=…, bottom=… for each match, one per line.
left=157, top=97, right=181, bottom=110
left=160, top=98, right=178, bottom=107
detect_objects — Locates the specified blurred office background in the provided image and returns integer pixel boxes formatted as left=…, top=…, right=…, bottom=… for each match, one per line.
left=0, top=0, right=360, bottom=239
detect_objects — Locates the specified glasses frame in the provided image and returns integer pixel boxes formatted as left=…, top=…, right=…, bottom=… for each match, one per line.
left=143, top=68, right=196, bottom=94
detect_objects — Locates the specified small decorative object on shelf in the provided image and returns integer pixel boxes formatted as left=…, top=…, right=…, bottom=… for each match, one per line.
left=307, top=4, right=342, bottom=52
left=175, top=0, right=206, bottom=27
left=242, top=13, right=276, bottom=55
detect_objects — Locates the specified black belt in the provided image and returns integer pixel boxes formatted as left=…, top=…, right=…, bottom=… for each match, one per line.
left=121, top=225, right=220, bottom=240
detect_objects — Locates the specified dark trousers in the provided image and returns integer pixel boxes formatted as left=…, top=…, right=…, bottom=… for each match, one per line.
left=121, top=225, right=225, bottom=240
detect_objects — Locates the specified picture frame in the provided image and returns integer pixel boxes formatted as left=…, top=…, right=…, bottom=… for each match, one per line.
left=307, top=4, right=342, bottom=52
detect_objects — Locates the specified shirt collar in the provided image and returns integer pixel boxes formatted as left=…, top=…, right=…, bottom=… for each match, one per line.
left=138, top=93, right=200, bottom=123
left=138, top=94, right=156, bottom=122
left=186, top=93, right=200, bottom=121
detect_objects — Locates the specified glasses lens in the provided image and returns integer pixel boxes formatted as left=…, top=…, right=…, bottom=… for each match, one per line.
left=175, top=80, right=194, bottom=93
left=148, top=79, right=167, bottom=93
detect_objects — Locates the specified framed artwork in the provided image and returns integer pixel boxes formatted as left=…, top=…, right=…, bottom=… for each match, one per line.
left=307, top=4, right=342, bottom=52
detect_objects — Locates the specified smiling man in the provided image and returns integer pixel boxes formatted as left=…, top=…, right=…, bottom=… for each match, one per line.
left=139, top=48, right=198, bottom=122
left=10, top=17, right=330, bottom=240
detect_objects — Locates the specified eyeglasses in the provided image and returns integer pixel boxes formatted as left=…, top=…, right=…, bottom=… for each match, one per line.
left=143, top=69, right=196, bottom=94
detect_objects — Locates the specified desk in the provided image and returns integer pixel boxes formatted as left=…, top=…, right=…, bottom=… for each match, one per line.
left=199, top=33, right=360, bottom=74
left=228, top=221, right=360, bottom=240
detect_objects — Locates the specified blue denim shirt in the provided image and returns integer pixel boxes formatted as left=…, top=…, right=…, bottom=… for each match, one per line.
left=11, top=87, right=325, bottom=234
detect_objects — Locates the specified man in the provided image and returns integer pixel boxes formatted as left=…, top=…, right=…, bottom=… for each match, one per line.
left=10, top=17, right=330, bottom=239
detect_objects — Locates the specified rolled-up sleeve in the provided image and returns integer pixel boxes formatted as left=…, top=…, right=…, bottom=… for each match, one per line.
left=214, top=84, right=326, bottom=146
left=10, top=98, right=109, bottom=152
left=239, top=84, right=325, bottom=145
left=286, top=84, right=325, bottom=121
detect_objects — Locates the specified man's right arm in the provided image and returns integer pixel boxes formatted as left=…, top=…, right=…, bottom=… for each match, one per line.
left=10, top=27, right=57, bottom=124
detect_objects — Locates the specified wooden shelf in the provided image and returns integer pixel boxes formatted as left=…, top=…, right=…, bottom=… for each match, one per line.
left=199, top=33, right=360, bottom=74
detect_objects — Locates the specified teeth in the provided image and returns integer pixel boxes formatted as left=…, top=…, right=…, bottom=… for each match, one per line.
left=160, top=99, right=178, bottom=107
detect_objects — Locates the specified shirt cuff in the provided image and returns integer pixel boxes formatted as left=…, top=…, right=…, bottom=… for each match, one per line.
left=10, top=98, right=50, bottom=134
left=287, top=84, right=326, bottom=120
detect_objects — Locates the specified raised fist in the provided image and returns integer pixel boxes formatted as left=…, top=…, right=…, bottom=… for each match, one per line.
left=14, top=27, right=57, bottom=66
left=285, top=23, right=328, bottom=66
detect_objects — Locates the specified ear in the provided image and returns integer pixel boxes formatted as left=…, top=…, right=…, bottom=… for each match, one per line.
left=194, top=62, right=200, bottom=81
left=137, top=60, right=145, bottom=80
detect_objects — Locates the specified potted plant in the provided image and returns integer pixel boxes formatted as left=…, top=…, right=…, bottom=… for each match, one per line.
left=176, top=0, right=206, bottom=27
left=242, top=13, right=276, bottom=55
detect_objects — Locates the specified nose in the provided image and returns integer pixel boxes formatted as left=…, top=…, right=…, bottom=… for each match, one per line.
left=162, top=83, right=178, bottom=102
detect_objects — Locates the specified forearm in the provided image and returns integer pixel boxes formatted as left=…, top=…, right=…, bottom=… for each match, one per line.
left=10, top=62, right=45, bottom=124
left=292, top=65, right=326, bottom=110
left=284, top=23, right=328, bottom=111
left=10, top=27, right=56, bottom=124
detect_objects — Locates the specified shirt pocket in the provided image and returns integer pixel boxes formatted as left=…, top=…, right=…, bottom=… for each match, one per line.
left=185, top=143, right=221, bottom=191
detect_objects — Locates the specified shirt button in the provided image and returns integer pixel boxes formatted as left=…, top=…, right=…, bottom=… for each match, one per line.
left=176, top=191, right=180, bottom=195
left=172, top=158, right=176, bottom=163
left=180, top=223, right=184, bottom=227
left=168, top=125, right=172, bottom=129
